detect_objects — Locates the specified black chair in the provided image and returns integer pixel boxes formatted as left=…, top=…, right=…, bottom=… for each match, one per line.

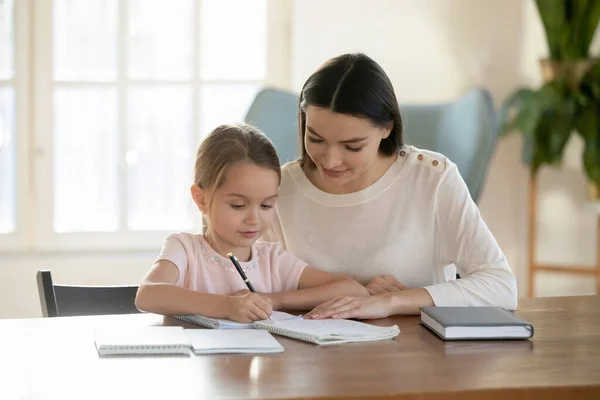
left=36, top=270, right=141, bottom=317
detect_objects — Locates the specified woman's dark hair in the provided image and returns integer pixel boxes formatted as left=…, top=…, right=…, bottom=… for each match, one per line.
left=298, top=53, right=403, bottom=168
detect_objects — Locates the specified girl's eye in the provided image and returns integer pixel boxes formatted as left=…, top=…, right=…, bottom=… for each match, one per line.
left=345, top=146, right=363, bottom=152
left=307, top=136, right=323, bottom=143
left=261, top=204, right=274, bottom=210
left=230, top=204, right=245, bottom=210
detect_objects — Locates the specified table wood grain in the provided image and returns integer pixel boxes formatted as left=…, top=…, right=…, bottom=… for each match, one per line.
left=1, top=295, right=599, bottom=400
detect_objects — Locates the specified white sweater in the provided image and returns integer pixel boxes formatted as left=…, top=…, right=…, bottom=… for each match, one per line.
left=262, top=145, right=518, bottom=309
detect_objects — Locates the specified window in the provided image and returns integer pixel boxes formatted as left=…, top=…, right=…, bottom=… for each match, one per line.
left=0, top=0, right=290, bottom=252
left=0, top=0, right=15, bottom=236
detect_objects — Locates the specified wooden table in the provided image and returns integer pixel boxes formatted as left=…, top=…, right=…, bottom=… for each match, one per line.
left=1, top=296, right=599, bottom=400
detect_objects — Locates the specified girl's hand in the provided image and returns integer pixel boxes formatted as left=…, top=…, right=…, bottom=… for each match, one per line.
left=256, top=292, right=282, bottom=311
left=225, top=291, right=273, bottom=323
left=230, top=289, right=282, bottom=311
left=303, top=294, right=394, bottom=320
left=365, top=275, right=408, bottom=295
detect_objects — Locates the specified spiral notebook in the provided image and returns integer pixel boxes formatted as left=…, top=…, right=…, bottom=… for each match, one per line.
left=252, top=319, right=400, bottom=345
left=94, top=326, right=191, bottom=356
left=174, top=311, right=301, bottom=329
left=175, top=312, right=400, bottom=345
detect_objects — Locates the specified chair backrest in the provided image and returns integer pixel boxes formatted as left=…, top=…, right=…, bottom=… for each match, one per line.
left=244, top=87, right=498, bottom=203
left=36, top=270, right=140, bottom=317
left=244, top=88, right=301, bottom=164
left=400, top=88, right=498, bottom=203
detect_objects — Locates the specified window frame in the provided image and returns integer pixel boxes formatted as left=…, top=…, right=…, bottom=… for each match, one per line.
left=0, top=0, right=31, bottom=253
left=0, top=0, right=291, bottom=253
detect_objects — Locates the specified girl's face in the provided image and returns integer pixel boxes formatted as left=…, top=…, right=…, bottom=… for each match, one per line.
left=304, top=106, right=391, bottom=193
left=193, top=161, right=279, bottom=255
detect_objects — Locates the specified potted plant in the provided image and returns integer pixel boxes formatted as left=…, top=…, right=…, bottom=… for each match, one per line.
left=499, top=0, right=600, bottom=199
left=577, top=62, right=600, bottom=198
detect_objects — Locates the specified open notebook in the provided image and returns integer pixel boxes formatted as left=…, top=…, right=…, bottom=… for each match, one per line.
left=177, top=312, right=400, bottom=345
left=254, top=318, right=400, bottom=345
left=94, top=326, right=191, bottom=356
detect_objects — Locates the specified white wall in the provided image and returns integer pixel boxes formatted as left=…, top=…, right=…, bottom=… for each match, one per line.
left=291, top=0, right=600, bottom=298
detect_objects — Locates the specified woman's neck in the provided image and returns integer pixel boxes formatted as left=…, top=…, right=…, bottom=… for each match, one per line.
left=204, top=231, right=252, bottom=262
left=305, top=152, right=398, bottom=194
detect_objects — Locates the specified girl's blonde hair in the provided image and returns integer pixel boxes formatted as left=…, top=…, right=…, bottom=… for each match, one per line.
left=194, top=123, right=281, bottom=232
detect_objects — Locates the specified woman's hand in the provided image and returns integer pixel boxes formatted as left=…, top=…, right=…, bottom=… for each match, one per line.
left=225, top=291, right=273, bottom=323
left=303, top=294, right=394, bottom=320
left=365, top=275, right=408, bottom=295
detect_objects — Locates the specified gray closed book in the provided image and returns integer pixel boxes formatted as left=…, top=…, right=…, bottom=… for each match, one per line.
left=420, top=306, right=534, bottom=340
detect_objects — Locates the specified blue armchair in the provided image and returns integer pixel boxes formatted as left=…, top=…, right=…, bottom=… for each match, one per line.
left=244, top=88, right=301, bottom=165
left=244, top=87, right=498, bottom=203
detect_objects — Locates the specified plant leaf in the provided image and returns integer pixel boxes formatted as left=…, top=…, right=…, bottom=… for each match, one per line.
left=536, top=0, right=567, bottom=59
left=582, top=139, right=600, bottom=186
left=516, top=80, right=576, bottom=170
left=498, top=88, right=538, bottom=136
left=521, top=134, right=535, bottom=169
left=535, top=0, right=600, bottom=59
left=580, top=62, right=600, bottom=100
left=528, top=105, right=574, bottom=171
left=575, top=94, right=600, bottom=185
left=575, top=99, right=600, bottom=141
left=577, top=0, right=600, bottom=57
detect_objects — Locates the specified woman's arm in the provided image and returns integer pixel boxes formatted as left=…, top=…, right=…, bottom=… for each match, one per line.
left=423, top=162, right=518, bottom=310
left=304, top=288, right=433, bottom=319
left=135, top=261, right=272, bottom=322
left=369, top=162, right=518, bottom=311
left=263, top=267, right=369, bottom=311
left=306, top=161, right=518, bottom=320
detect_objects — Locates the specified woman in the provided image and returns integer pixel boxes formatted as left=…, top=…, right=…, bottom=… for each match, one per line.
left=261, top=53, right=517, bottom=319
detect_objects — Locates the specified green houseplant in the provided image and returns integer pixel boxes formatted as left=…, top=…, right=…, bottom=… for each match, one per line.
left=499, top=0, right=600, bottom=199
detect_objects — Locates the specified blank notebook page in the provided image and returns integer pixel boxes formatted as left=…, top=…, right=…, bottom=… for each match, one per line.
left=267, top=319, right=395, bottom=336
left=186, top=329, right=284, bottom=354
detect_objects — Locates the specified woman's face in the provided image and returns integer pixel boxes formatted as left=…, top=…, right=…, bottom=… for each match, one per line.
left=304, top=105, right=391, bottom=191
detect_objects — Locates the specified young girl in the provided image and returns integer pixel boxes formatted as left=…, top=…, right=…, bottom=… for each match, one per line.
left=135, top=123, right=368, bottom=322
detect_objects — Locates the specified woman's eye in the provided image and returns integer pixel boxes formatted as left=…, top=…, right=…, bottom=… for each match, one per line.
left=346, top=146, right=363, bottom=152
left=230, top=204, right=245, bottom=209
left=261, top=204, right=274, bottom=210
left=307, top=136, right=323, bottom=143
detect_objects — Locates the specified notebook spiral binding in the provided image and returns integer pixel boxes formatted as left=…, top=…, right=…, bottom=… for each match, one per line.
left=174, top=315, right=217, bottom=328
left=103, top=344, right=188, bottom=354
left=254, top=323, right=316, bottom=343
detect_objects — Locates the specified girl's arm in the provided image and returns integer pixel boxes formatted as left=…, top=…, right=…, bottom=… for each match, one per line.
left=263, top=267, right=369, bottom=311
left=135, top=261, right=272, bottom=322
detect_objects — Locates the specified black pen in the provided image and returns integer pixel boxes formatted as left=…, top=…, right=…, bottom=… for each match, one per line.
left=227, top=252, right=272, bottom=320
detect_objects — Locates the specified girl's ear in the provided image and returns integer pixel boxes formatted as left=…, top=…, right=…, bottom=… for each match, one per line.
left=190, top=184, right=208, bottom=213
